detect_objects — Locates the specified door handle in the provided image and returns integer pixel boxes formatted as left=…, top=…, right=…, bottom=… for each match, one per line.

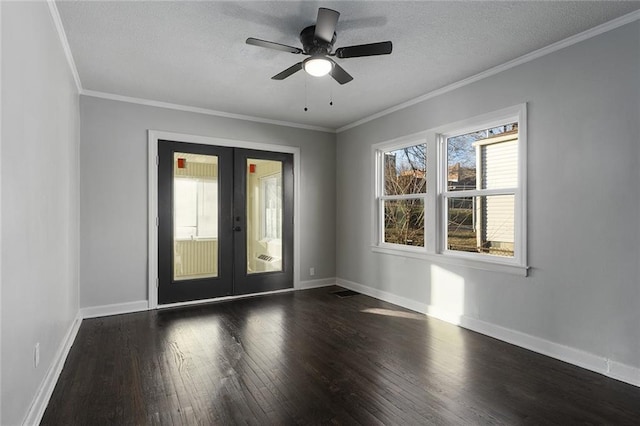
left=233, top=226, right=242, bottom=232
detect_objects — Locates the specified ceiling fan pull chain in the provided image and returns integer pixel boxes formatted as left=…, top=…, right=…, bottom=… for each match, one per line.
left=330, top=85, right=333, bottom=106
left=304, top=74, right=309, bottom=112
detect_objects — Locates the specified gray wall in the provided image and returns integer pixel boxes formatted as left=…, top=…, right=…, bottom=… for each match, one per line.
left=336, top=22, right=640, bottom=369
left=79, top=97, right=336, bottom=308
left=1, top=2, right=81, bottom=424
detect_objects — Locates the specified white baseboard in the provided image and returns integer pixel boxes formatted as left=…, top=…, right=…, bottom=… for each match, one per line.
left=608, top=359, right=640, bottom=387
left=336, top=278, right=640, bottom=388
left=457, top=315, right=640, bottom=387
left=80, top=281, right=338, bottom=317
left=23, top=313, right=83, bottom=426
left=20, top=279, right=640, bottom=426
left=158, top=288, right=297, bottom=309
left=80, top=300, right=149, bottom=319
left=336, top=278, right=429, bottom=314
left=297, top=277, right=336, bottom=290
left=159, top=281, right=338, bottom=309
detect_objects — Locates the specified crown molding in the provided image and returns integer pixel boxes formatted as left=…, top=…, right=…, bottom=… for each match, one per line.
left=46, top=1, right=638, bottom=135
left=81, top=90, right=336, bottom=133
left=47, top=0, right=82, bottom=93
left=48, top=0, right=334, bottom=134
left=337, top=9, right=640, bottom=133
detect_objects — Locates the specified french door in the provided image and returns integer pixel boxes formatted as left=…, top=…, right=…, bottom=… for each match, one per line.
left=157, top=140, right=293, bottom=304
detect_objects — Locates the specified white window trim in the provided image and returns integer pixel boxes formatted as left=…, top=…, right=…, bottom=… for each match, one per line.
left=372, top=137, right=431, bottom=253
left=371, top=104, right=528, bottom=276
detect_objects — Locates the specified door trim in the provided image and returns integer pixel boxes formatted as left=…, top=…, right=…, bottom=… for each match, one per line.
left=148, top=130, right=301, bottom=309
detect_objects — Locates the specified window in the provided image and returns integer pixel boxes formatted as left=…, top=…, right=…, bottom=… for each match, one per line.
left=174, top=177, right=218, bottom=239
left=260, top=174, right=282, bottom=240
left=373, top=104, right=527, bottom=273
left=376, top=142, right=427, bottom=248
left=442, top=122, right=520, bottom=260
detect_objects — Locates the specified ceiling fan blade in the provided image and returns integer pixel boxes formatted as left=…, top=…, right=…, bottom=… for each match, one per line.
left=334, top=41, right=392, bottom=59
left=271, top=62, right=304, bottom=80
left=246, top=37, right=302, bottom=54
left=315, top=8, right=340, bottom=43
left=327, top=59, right=353, bottom=85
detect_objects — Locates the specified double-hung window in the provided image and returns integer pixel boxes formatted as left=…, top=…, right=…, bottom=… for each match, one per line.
left=375, top=142, right=427, bottom=249
left=440, top=120, right=522, bottom=262
left=373, top=104, right=527, bottom=274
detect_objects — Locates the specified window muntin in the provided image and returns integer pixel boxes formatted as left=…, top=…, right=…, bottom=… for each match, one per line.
left=442, top=121, right=519, bottom=260
left=377, top=143, right=427, bottom=247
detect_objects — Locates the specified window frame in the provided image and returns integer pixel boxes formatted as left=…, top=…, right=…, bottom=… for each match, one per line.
left=372, top=104, right=528, bottom=275
left=373, top=138, right=430, bottom=254
left=259, top=172, right=282, bottom=241
left=174, top=176, right=218, bottom=240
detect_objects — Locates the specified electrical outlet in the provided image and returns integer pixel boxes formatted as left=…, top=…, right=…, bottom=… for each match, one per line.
left=309, top=267, right=315, bottom=276
left=34, top=343, right=40, bottom=368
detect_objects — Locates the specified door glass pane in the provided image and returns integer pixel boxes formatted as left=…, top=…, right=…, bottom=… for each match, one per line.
left=246, top=159, right=283, bottom=274
left=173, top=153, right=219, bottom=281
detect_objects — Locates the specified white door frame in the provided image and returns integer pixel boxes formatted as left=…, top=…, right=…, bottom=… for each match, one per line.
left=147, top=130, right=301, bottom=309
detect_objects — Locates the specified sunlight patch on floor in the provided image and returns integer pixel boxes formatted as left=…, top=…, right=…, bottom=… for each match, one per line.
left=360, top=307, right=425, bottom=320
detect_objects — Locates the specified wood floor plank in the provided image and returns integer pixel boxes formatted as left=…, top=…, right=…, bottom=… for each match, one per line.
left=41, top=287, right=640, bottom=425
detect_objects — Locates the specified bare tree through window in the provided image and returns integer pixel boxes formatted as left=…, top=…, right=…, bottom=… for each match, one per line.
left=383, top=144, right=426, bottom=246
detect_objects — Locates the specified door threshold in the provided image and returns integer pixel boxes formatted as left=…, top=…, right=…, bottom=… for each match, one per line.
left=157, top=287, right=295, bottom=310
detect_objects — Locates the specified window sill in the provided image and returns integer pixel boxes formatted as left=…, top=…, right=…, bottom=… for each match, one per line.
left=371, top=245, right=529, bottom=277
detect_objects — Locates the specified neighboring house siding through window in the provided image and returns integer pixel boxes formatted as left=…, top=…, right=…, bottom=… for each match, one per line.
left=373, top=104, right=527, bottom=273
left=481, top=137, right=517, bottom=250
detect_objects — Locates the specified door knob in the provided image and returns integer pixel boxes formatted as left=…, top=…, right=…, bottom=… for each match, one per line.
left=233, top=226, right=242, bottom=232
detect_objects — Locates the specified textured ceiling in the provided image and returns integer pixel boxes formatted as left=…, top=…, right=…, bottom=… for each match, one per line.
left=56, top=1, right=640, bottom=130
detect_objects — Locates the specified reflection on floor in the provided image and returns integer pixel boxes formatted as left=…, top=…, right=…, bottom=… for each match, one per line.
left=42, top=286, right=640, bottom=424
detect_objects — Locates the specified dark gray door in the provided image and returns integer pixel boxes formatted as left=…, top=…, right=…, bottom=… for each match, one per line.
left=232, top=149, right=294, bottom=295
left=158, top=140, right=293, bottom=304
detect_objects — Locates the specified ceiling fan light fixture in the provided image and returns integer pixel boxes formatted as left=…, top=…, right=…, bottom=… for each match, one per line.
left=248, top=7, right=391, bottom=84
left=304, top=57, right=332, bottom=77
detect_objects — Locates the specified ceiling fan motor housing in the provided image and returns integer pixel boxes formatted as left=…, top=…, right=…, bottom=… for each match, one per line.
left=300, top=25, right=336, bottom=55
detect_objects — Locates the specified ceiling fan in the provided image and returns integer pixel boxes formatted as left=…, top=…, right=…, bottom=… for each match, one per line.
left=246, top=8, right=392, bottom=85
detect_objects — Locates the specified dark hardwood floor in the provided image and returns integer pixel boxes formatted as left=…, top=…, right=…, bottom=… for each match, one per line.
left=42, top=287, right=640, bottom=425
